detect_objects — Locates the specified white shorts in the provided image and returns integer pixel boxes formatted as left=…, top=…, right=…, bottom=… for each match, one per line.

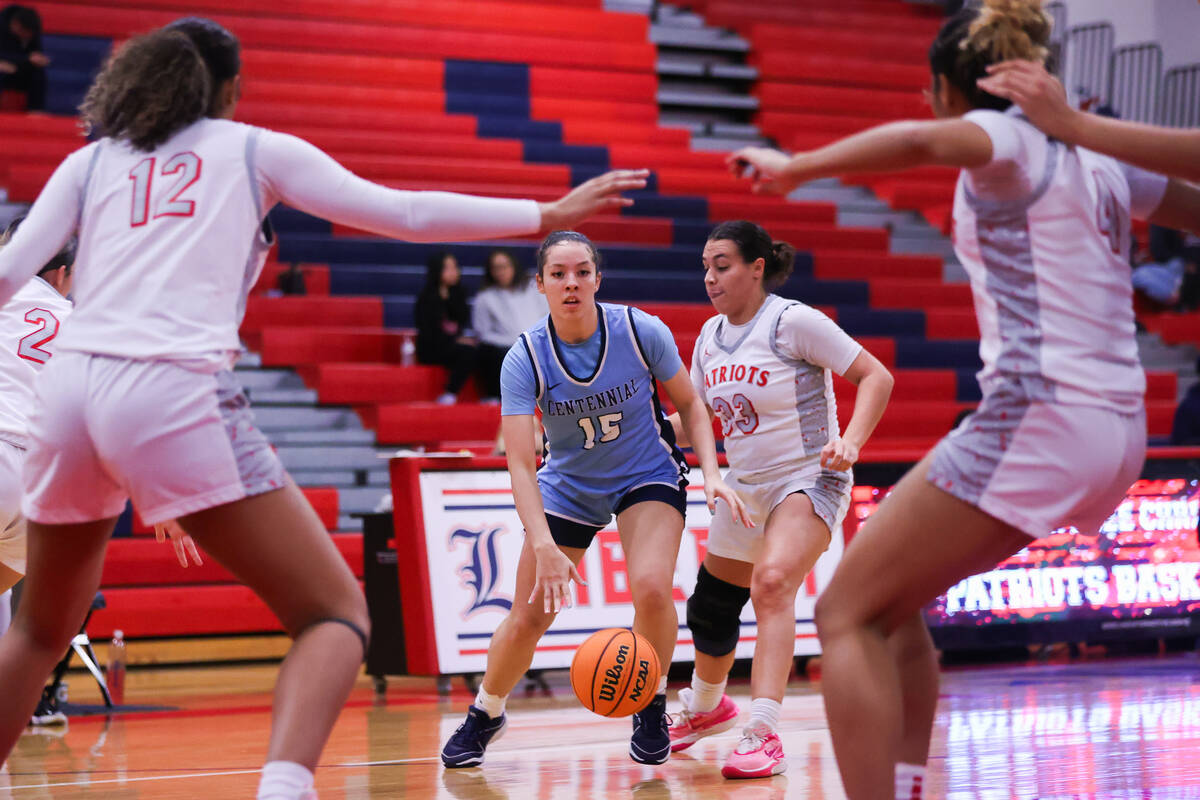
left=0, top=441, right=26, bottom=574
left=23, top=354, right=288, bottom=525
left=928, top=382, right=1146, bottom=539
left=706, top=465, right=851, bottom=564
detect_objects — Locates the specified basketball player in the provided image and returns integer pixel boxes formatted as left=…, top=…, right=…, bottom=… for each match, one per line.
left=0, top=214, right=73, bottom=665
left=0, top=20, right=648, bottom=800
left=728, top=1, right=1200, bottom=797
left=979, top=59, right=1200, bottom=182
left=665, top=221, right=893, bottom=778
left=441, top=231, right=750, bottom=768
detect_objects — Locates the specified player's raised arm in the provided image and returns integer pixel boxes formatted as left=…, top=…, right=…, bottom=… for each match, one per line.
left=255, top=131, right=647, bottom=243
left=979, top=60, right=1200, bottom=183
left=727, top=118, right=994, bottom=196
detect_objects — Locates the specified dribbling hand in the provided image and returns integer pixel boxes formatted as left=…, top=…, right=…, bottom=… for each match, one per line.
left=819, top=438, right=859, bottom=473
left=538, top=169, right=650, bottom=232
left=706, top=477, right=754, bottom=528
left=529, top=545, right=586, bottom=615
left=154, top=519, right=204, bottom=568
left=726, top=147, right=797, bottom=195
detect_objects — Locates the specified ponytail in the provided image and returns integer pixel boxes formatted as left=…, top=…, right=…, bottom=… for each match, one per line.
left=80, top=29, right=211, bottom=152
left=930, top=0, right=1051, bottom=111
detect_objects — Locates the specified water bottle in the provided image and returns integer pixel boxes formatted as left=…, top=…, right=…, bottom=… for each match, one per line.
left=107, top=630, right=126, bottom=707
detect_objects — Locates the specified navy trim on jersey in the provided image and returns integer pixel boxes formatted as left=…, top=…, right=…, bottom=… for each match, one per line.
left=548, top=304, right=608, bottom=385
left=520, top=332, right=543, bottom=401
left=625, top=306, right=652, bottom=370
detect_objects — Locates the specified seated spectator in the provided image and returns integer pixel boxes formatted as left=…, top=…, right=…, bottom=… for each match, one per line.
left=1133, top=225, right=1191, bottom=308
left=415, top=251, right=476, bottom=405
left=472, top=248, right=547, bottom=402
left=0, top=5, right=48, bottom=111
left=1171, top=358, right=1200, bottom=446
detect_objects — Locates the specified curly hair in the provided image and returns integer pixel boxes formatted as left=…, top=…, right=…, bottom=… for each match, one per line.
left=80, top=29, right=211, bottom=152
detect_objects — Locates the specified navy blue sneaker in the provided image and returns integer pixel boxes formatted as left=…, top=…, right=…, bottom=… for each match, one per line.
left=630, top=693, right=670, bottom=765
left=441, top=705, right=507, bottom=768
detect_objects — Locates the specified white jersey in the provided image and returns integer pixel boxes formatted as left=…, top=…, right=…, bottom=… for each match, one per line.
left=0, top=118, right=542, bottom=370
left=0, top=276, right=72, bottom=445
left=691, top=294, right=861, bottom=478
left=954, top=108, right=1169, bottom=413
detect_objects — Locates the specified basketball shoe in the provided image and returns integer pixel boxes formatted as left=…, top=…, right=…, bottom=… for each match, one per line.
left=721, top=723, right=786, bottom=779
left=629, top=694, right=671, bottom=765
left=28, top=688, right=67, bottom=727
left=668, top=688, right=739, bottom=752
left=441, top=705, right=507, bottom=768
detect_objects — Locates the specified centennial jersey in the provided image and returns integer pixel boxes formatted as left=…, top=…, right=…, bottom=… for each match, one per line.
left=692, top=295, right=860, bottom=478
left=0, top=277, right=72, bottom=445
left=518, top=303, right=686, bottom=484
left=59, top=119, right=271, bottom=369
left=954, top=108, right=1168, bottom=413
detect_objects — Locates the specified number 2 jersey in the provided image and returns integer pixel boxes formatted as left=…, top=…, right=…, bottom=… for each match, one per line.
left=691, top=294, right=861, bottom=480
left=502, top=303, right=687, bottom=486
left=0, top=276, right=72, bottom=446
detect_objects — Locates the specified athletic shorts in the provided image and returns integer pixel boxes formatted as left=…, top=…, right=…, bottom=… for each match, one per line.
left=538, top=467, right=687, bottom=549
left=0, top=441, right=26, bottom=575
left=705, top=465, right=850, bottom=564
left=23, top=354, right=288, bottom=525
left=928, top=384, right=1146, bottom=539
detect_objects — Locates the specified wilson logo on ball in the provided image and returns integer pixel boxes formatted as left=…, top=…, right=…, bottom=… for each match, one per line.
left=571, top=628, right=661, bottom=718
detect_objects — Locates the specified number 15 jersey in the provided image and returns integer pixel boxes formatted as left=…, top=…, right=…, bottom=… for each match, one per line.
left=691, top=294, right=861, bottom=479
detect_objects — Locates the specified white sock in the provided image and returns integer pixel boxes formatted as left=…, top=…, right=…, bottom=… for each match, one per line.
left=895, top=763, right=926, bottom=800
left=0, top=590, right=11, bottom=638
left=475, top=687, right=507, bottom=718
left=688, top=674, right=726, bottom=713
left=256, top=761, right=313, bottom=800
left=656, top=675, right=668, bottom=696
left=748, top=697, right=782, bottom=733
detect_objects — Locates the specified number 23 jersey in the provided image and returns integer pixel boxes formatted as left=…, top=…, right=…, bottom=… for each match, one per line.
left=692, top=294, right=861, bottom=478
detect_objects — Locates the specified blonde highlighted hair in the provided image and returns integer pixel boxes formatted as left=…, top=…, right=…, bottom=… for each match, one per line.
left=929, top=0, right=1052, bottom=111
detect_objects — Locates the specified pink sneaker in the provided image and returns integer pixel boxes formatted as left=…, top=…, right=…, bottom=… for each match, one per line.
left=668, top=688, right=739, bottom=752
left=721, top=724, right=786, bottom=779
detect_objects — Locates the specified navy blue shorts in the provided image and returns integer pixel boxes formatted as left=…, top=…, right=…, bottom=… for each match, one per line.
left=544, top=482, right=687, bottom=549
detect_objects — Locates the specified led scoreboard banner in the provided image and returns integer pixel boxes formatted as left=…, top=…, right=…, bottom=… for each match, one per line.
left=390, top=448, right=1200, bottom=675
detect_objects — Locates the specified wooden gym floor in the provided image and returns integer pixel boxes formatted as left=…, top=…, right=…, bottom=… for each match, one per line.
left=4, top=653, right=1200, bottom=798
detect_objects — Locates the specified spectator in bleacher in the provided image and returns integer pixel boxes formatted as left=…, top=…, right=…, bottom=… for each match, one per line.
left=730, top=0, right=1200, bottom=796
left=0, top=5, right=48, bottom=111
left=0, top=15, right=649, bottom=794
left=416, top=251, right=477, bottom=405
left=979, top=58, right=1200, bottom=183
left=473, top=248, right=547, bottom=403
left=1171, top=358, right=1200, bottom=446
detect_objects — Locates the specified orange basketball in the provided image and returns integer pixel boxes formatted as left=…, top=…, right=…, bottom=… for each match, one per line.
left=570, top=628, right=661, bottom=718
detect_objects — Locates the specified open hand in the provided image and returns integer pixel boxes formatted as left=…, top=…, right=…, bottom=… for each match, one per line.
left=706, top=476, right=753, bottom=528
left=154, top=519, right=204, bottom=568
left=539, top=169, right=650, bottom=231
left=977, top=60, right=1073, bottom=140
left=529, top=546, right=586, bottom=614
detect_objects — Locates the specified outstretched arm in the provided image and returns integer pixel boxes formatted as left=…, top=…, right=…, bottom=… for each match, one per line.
left=979, top=60, right=1200, bottom=183
left=258, top=131, right=647, bottom=241
left=727, top=119, right=994, bottom=195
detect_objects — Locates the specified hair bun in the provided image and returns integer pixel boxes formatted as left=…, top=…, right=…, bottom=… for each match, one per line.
left=768, top=241, right=796, bottom=289
left=968, top=0, right=1051, bottom=63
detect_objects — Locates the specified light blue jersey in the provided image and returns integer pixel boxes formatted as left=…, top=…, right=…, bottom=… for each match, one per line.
left=501, top=303, right=687, bottom=528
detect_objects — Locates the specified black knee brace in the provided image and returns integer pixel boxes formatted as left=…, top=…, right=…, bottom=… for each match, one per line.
left=686, top=565, right=750, bottom=657
left=302, top=616, right=369, bottom=656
